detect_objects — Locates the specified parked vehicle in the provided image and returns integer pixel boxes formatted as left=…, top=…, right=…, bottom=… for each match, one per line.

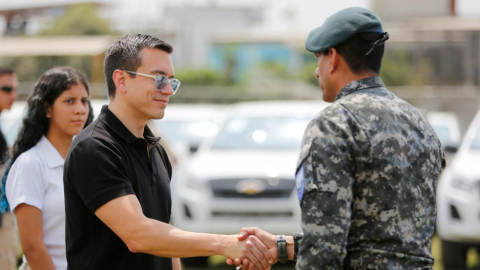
left=436, top=109, right=480, bottom=267
left=426, top=111, right=461, bottom=153
left=171, top=100, right=328, bottom=265
left=150, top=104, right=225, bottom=163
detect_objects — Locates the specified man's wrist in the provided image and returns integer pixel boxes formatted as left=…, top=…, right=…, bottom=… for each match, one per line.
left=286, top=236, right=294, bottom=260
left=214, top=234, right=235, bottom=257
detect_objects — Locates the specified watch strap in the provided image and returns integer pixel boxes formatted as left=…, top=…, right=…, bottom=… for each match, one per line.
left=293, top=232, right=304, bottom=261
left=277, top=235, right=288, bottom=263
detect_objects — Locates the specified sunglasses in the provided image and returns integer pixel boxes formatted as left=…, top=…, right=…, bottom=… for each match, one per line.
left=0, top=86, right=15, bottom=93
left=124, top=70, right=181, bottom=95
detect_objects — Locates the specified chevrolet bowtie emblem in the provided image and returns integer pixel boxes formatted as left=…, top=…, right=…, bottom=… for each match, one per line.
left=236, top=179, right=267, bottom=195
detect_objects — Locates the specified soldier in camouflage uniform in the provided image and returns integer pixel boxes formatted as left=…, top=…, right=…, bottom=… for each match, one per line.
left=297, top=7, right=445, bottom=270
left=229, top=7, right=445, bottom=270
left=296, top=76, right=445, bottom=269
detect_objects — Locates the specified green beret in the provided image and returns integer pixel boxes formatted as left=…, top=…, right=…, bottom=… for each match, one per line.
left=305, top=7, right=385, bottom=53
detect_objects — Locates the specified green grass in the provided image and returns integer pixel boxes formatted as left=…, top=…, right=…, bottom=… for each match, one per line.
left=432, top=235, right=444, bottom=270
left=200, top=236, right=480, bottom=270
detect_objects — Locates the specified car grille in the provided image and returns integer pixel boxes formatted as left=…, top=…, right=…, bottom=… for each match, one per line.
left=209, top=179, right=295, bottom=198
left=211, top=211, right=293, bottom=218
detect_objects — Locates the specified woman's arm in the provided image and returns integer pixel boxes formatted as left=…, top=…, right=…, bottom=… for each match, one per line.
left=16, top=203, right=55, bottom=270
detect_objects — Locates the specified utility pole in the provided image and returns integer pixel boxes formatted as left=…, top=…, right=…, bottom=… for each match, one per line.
left=450, top=0, right=456, bottom=16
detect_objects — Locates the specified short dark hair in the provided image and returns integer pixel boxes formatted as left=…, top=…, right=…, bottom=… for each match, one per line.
left=0, top=67, right=14, bottom=77
left=103, top=34, right=173, bottom=98
left=323, top=32, right=385, bottom=74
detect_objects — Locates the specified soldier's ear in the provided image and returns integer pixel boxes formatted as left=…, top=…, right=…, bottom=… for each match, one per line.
left=328, top=48, right=339, bottom=74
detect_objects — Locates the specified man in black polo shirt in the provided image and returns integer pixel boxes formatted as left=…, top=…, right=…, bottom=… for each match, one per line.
left=64, top=34, right=274, bottom=270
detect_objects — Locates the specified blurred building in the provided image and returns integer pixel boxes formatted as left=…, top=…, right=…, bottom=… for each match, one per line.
left=159, top=4, right=264, bottom=69
left=0, top=1, right=113, bottom=98
left=372, top=0, right=480, bottom=133
left=375, top=0, right=454, bottom=19
left=208, top=32, right=304, bottom=81
left=374, top=0, right=478, bottom=86
left=0, top=0, right=103, bottom=36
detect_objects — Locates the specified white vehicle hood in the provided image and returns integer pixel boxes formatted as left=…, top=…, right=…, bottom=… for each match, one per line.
left=451, top=150, right=480, bottom=180
left=187, top=150, right=300, bottom=181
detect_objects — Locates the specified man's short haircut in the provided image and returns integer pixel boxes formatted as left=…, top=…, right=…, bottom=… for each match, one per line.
left=323, top=32, right=384, bottom=74
left=0, top=67, right=14, bottom=77
left=103, top=34, right=173, bottom=98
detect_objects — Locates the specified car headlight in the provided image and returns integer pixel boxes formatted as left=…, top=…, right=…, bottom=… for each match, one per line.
left=184, top=174, right=207, bottom=191
left=450, top=174, right=476, bottom=193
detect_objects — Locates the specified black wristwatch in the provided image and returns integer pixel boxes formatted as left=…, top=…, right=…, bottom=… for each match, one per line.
left=276, top=235, right=288, bottom=263
left=293, top=232, right=304, bottom=261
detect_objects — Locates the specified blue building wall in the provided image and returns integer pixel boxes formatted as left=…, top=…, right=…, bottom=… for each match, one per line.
left=209, top=42, right=295, bottom=82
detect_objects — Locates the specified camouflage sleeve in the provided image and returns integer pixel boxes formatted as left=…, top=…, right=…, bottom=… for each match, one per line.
left=296, top=105, right=370, bottom=270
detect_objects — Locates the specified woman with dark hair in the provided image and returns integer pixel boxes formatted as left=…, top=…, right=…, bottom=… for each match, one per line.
left=0, top=66, right=93, bottom=270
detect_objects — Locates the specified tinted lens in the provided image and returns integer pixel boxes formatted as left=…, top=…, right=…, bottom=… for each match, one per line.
left=155, top=76, right=168, bottom=91
left=0, top=86, right=13, bottom=93
left=170, top=79, right=180, bottom=94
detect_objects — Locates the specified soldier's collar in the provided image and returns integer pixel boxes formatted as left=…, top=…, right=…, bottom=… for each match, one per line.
left=334, top=76, right=385, bottom=101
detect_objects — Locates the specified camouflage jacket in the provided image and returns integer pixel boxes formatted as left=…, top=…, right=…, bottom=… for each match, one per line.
left=295, top=76, right=445, bottom=270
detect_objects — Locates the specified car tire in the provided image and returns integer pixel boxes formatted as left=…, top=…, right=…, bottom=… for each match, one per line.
left=181, top=256, right=209, bottom=268
left=441, top=239, right=469, bottom=270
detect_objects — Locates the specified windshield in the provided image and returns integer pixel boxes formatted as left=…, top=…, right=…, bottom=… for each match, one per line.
left=156, top=120, right=218, bottom=145
left=432, top=126, right=454, bottom=147
left=212, top=117, right=311, bottom=150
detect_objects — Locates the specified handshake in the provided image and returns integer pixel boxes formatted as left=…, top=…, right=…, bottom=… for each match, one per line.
left=223, top=227, right=298, bottom=270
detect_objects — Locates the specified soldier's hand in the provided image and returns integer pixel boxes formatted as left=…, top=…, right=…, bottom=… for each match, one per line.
left=226, top=227, right=278, bottom=270
left=223, top=233, right=274, bottom=270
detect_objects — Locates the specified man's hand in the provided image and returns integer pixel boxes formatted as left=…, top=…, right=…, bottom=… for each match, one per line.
left=226, top=227, right=278, bottom=270
left=223, top=234, right=274, bottom=270
left=94, top=195, right=272, bottom=268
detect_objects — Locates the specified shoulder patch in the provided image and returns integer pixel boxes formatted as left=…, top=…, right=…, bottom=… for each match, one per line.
left=296, top=163, right=306, bottom=204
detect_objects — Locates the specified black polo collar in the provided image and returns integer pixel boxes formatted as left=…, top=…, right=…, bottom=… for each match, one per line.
left=98, top=105, right=160, bottom=145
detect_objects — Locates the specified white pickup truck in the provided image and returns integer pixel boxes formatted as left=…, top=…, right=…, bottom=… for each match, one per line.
left=436, top=109, right=480, bottom=268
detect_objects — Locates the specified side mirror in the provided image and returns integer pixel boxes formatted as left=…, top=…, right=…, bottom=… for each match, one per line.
left=445, top=145, right=458, bottom=153
left=189, top=143, right=199, bottom=154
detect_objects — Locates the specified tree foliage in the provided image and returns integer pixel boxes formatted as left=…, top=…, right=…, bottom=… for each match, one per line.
left=40, top=4, right=115, bottom=36
left=175, top=69, right=233, bottom=86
